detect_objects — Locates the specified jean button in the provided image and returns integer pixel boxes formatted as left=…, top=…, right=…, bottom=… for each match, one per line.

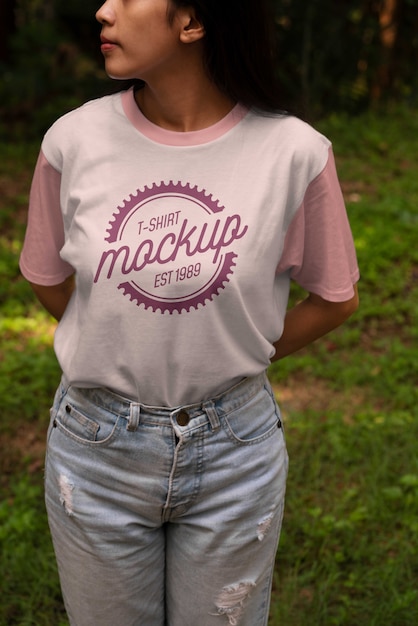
left=177, top=410, right=190, bottom=426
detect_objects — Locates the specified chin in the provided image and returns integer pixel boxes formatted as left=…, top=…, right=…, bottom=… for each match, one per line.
left=103, top=63, right=138, bottom=82
left=106, top=71, right=137, bottom=81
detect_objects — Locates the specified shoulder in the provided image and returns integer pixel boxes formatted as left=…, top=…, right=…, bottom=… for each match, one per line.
left=41, top=91, right=124, bottom=170
left=243, top=109, right=332, bottom=180
left=49, top=91, right=123, bottom=129
left=245, top=109, right=330, bottom=144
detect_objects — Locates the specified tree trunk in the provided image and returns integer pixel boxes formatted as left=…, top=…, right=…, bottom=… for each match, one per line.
left=371, top=0, right=401, bottom=102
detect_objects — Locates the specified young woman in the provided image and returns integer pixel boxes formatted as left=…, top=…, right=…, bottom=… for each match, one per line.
left=20, top=0, right=359, bottom=624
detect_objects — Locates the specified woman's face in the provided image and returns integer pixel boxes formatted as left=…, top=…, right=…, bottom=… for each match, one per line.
left=96, top=0, right=185, bottom=82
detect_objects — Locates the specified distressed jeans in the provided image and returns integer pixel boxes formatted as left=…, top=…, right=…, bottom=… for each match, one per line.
left=45, top=372, right=288, bottom=626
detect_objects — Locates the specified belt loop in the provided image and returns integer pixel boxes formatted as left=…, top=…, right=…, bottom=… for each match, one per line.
left=127, top=403, right=140, bottom=432
left=203, top=400, right=220, bottom=431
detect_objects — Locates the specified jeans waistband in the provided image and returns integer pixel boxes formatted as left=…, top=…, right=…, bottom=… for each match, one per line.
left=61, top=372, right=269, bottom=426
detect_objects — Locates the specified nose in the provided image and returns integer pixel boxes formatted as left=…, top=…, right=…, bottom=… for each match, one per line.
left=96, top=0, right=115, bottom=25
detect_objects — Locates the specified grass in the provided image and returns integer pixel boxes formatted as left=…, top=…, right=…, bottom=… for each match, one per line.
left=0, top=108, right=417, bottom=625
left=268, top=106, right=418, bottom=625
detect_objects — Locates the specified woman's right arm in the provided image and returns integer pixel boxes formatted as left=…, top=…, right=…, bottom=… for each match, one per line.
left=30, top=274, right=75, bottom=321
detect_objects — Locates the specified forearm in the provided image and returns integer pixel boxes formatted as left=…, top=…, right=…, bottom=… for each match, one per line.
left=30, top=274, right=75, bottom=321
left=272, top=286, right=359, bottom=361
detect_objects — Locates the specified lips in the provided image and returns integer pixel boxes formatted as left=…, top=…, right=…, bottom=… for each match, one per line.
left=100, top=35, right=118, bottom=52
left=100, top=36, right=116, bottom=44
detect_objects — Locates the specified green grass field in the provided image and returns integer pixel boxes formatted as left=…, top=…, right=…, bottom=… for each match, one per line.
left=1, top=107, right=417, bottom=625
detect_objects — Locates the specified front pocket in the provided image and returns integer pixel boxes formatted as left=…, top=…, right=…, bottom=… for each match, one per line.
left=222, top=385, right=281, bottom=445
left=53, top=400, right=121, bottom=446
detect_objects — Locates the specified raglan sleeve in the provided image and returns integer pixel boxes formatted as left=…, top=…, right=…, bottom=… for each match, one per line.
left=276, top=146, right=360, bottom=302
left=19, top=149, right=75, bottom=286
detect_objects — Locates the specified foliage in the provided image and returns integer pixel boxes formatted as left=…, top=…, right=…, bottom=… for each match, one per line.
left=1, top=0, right=418, bottom=138
left=270, top=409, right=418, bottom=626
left=1, top=108, right=418, bottom=624
left=0, top=0, right=112, bottom=140
left=274, top=0, right=418, bottom=117
left=0, top=476, right=67, bottom=625
left=267, top=105, right=418, bottom=624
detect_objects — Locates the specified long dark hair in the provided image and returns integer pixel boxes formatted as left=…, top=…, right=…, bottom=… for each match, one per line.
left=167, top=0, right=283, bottom=113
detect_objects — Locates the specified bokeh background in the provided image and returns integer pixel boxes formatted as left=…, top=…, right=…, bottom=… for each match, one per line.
left=1, top=2, right=418, bottom=625
left=1, top=0, right=418, bottom=138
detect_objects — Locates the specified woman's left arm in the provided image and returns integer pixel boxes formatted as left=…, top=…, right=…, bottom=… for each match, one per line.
left=272, top=284, right=359, bottom=361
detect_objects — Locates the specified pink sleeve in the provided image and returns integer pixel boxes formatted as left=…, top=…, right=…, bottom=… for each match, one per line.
left=276, top=146, right=359, bottom=301
left=19, top=150, right=75, bottom=286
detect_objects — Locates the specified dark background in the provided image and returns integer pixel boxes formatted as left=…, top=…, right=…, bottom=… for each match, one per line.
left=1, top=0, right=418, bottom=140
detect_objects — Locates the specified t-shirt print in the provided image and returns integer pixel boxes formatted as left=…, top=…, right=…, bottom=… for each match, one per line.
left=93, top=181, right=249, bottom=314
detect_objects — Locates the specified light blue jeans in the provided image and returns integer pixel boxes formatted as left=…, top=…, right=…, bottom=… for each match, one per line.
left=45, top=372, right=288, bottom=626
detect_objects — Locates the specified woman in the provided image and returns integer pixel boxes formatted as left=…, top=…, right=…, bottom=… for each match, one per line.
left=20, top=0, right=359, bottom=624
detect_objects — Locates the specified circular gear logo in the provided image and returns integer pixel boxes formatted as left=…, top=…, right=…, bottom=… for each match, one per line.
left=93, top=181, right=248, bottom=314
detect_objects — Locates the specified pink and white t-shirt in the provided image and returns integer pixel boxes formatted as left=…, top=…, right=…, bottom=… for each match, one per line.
left=20, top=88, right=359, bottom=406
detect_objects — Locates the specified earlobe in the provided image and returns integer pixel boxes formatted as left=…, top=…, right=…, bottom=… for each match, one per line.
left=178, top=12, right=205, bottom=44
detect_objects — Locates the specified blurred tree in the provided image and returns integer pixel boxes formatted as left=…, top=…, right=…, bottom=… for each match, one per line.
left=1, top=0, right=417, bottom=139
left=371, top=0, right=402, bottom=101
left=0, top=0, right=110, bottom=140
left=274, top=0, right=418, bottom=115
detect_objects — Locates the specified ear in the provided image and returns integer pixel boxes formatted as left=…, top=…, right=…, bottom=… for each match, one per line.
left=177, top=9, right=205, bottom=44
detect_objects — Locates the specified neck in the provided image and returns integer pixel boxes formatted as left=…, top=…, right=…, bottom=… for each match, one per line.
left=134, top=58, right=235, bottom=132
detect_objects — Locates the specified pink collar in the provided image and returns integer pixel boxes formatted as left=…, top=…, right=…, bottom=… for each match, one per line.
left=121, top=87, right=249, bottom=147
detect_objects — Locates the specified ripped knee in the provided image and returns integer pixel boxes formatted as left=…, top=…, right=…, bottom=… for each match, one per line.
left=58, top=474, right=74, bottom=516
left=213, top=581, right=256, bottom=625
